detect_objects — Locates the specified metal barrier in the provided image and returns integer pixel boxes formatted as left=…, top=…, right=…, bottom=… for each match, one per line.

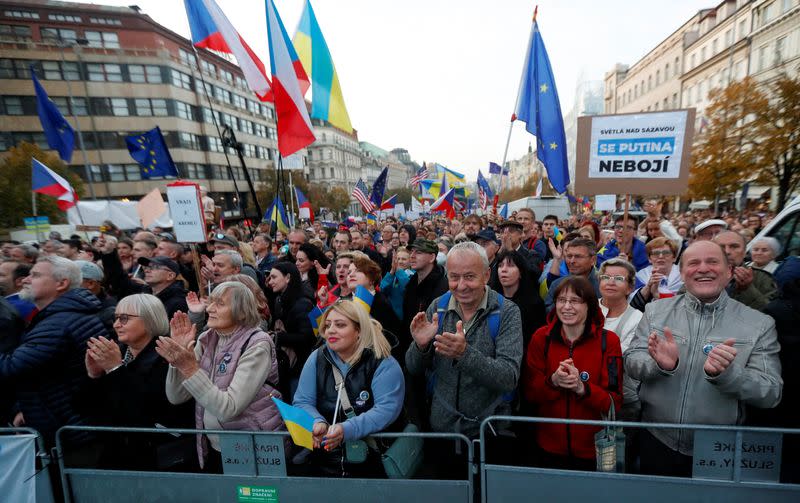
left=56, top=426, right=474, bottom=503
left=479, top=416, right=800, bottom=503
left=0, top=427, right=56, bottom=503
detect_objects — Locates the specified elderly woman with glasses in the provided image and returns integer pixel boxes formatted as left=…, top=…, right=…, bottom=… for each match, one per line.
left=523, top=276, right=623, bottom=471
left=83, top=294, right=195, bottom=470
left=630, top=237, right=683, bottom=311
left=160, top=282, right=283, bottom=473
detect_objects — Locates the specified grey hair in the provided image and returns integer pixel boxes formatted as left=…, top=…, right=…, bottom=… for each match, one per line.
left=210, top=281, right=262, bottom=328
left=215, top=249, right=243, bottom=270
left=36, top=255, right=81, bottom=289
left=436, top=236, right=454, bottom=251
left=116, top=294, right=169, bottom=337
left=599, top=258, right=636, bottom=288
left=15, top=244, right=40, bottom=261
left=447, top=241, right=489, bottom=270
left=45, top=240, right=64, bottom=250
left=753, top=236, right=782, bottom=257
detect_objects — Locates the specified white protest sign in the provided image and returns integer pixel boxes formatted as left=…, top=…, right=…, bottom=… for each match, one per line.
left=575, top=109, right=695, bottom=195
left=594, top=194, right=617, bottom=212
left=166, top=183, right=207, bottom=243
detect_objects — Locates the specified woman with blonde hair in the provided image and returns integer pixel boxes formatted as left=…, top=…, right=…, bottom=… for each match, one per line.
left=293, top=300, right=405, bottom=477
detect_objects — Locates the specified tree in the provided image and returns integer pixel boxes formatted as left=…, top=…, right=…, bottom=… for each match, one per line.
left=0, top=142, right=84, bottom=229
left=689, top=77, right=767, bottom=204
left=751, top=72, right=800, bottom=211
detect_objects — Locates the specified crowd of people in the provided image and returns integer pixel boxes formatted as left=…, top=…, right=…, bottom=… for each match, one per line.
left=0, top=197, right=797, bottom=483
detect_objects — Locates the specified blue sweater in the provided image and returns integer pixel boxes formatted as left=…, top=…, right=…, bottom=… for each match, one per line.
left=379, top=269, right=411, bottom=319
left=293, top=348, right=405, bottom=442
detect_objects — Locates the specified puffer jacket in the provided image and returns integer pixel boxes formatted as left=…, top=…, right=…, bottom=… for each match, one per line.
left=523, top=309, right=623, bottom=459
left=624, top=290, right=782, bottom=455
left=0, top=289, right=108, bottom=447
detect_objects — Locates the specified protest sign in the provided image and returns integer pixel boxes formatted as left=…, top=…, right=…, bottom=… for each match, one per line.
left=137, top=188, right=168, bottom=229
left=166, top=182, right=207, bottom=243
left=574, top=109, right=695, bottom=195
left=594, top=195, right=617, bottom=212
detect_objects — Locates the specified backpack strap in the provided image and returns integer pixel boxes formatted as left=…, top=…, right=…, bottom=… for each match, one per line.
left=240, top=328, right=280, bottom=390
left=487, top=294, right=504, bottom=343
left=435, top=291, right=452, bottom=334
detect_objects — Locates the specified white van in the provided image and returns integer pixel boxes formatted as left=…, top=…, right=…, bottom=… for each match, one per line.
left=748, top=195, right=800, bottom=260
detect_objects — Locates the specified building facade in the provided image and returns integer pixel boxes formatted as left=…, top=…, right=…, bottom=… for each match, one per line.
left=359, top=141, right=407, bottom=188
left=0, top=0, right=298, bottom=218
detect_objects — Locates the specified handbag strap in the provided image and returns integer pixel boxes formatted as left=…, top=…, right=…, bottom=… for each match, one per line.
left=329, top=361, right=380, bottom=452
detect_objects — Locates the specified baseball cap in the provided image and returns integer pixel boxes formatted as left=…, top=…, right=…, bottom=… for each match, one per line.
left=409, top=239, right=438, bottom=254
left=471, top=229, right=499, bottom=245
left=210, top=233, right=239, bottom=248
left=137, top=256, right=180, bottom=275
left=75, top=260, right=103, bottom=281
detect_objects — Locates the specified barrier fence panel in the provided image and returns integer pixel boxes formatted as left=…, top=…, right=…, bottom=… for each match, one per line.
left=56, top=426, right=474, bottom=503
left=479, top=416, right=800, bottom=503
left=0, top=427, right=56, bottom=503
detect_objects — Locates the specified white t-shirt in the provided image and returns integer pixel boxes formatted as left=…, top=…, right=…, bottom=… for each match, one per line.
left=600, top=301, right=643, bottom=353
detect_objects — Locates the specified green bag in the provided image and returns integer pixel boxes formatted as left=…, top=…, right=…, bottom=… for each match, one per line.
left=381, top=424, right=424, bottom=479
left=344, top=439, right=369, bottom=464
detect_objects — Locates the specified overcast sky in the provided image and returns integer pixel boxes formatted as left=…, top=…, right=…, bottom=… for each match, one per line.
left=77, top=0, right=712, bottom=180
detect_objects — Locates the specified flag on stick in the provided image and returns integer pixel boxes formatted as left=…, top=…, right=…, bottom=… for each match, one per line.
left=380, top=194, right=397, bottom=211
left=263, top=196, right=289, bottom=232
left=125, top=127, right=179, bottom=179
left=31, top=67, right=74, bottom=162
left=32, top=158, right=78, bottom=211
left=351, top=178, right=374, bottom=213
left=410, top=163, right=429, bottom=187
left=369, top=167, right=388, bottom=209
left=295, top=187, right=314, bottom=222
left=272, top=397, right=315, bottom=450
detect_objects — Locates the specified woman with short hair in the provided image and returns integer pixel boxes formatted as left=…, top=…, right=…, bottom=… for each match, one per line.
left=631, top=237, right=682, bottom=311
left=84, top=294, right=194, bottom=470
left=346, top=255, right=401, bottom=360
left=160, top=282, right=283, bottom=472
left=293, top=300, right=405, bottom=477
left=748, top=237, right=781, bottom=274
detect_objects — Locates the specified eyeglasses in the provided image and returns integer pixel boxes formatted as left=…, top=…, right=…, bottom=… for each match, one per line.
left=614, top=225, right=637, bottom=231
left=649, top=249, right=674, bottom=257
left=113, top=314, right=140, bottom=325
left=599, top=274, right=627, bottom=283
left=556, top=297, right=585, bottom=306
left=564, top=254, right=591, bottom=260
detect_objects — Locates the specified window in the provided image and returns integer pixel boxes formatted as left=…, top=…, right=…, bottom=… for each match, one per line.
left=128, top=64, right=162, bottom=83
left=232, top=94, right=246, bottom=110
left=247, top=99, right=259, bottom=115
left=52, top=96, right=87, bottom=115
left=240, top=118, right=254, bottom=135
left=175, top=101, right=193, bottom=120
left=663, top=98, right=668, bottom=110
left=87, top=63, right=122, bottom=82
left=171, top=69, right=192, bottom=90
left=207, top=136, right=224, bottom=153
left=634, top=84, right=638, bottom=98
left=724, top=29, right=733, bottom=48
left=124, top=164, right=141, bottom=181
left=200, top=60, right=216, bottom=78
left=674, top=56, right=680, bottom=76
left=180, top=163, right=203, bottom=179
left=219, top=68, right=233, bottom=84
left=758, top=45, right=768, bottom=71
left=739, top=20, right=747, bottom=40
left=254, top=123, right=267, bottom=138
left=0, top=24, right=32, bottom=40
left=267, top=127, right=277, bottom=141
left=151, top=99, right=167, bottom=116
left=85, top=31, right=119, bottom=49
left=201, top=107, right=215, bottom=124
left=214, top=86, right=231, bottom=103
left=673, top=93, right=678, bottom=109
left=261, top=104, right=275, bottom=119
left=213, top=166, right=230, bottom=180
left=235, top=76, right=247, bottom=90
left=4, top=10, right=39, bottom=19
left=700, top=47, right=706, bottom=62
left=775, top=36, right=786, bottom=64
left=40, top=27, right=76, bottom=43
left=111, top=98, right=129, bottom=116
left=134, top=98, right=167, bottom=116
left=3, top=96, right=22, bottom=115
left=665, top=62, right=670, bottom=78
left=89, top=17, right=122, bottom=26
left=107, top=164, right=125, bottom=182
left=783, top=0, right=794, bottom=13
left=48, top=13, right=81, bottom=22
left=179, top=132, right=201, bottom=150
left=656, top=70, right=660, bottom=85
left=690, top=54, right=696, bottom=69
left=711, top=39, right=718, bottom=55
left=179, top=48, right=195, bottom=67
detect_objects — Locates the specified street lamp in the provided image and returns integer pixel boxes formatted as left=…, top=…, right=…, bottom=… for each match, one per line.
left=56, top=36, right=96, bottom=200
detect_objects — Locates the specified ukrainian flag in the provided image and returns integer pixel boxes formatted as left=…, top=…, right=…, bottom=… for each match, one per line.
left=308, top=305, right=324, bottom=336
left=293, top=0, right=352, bottom=133
left=353, top=285, right=374, bottom=314
left=365, top=213, right=377, bottom=226
left=263, top=196, right=289, bottom=233
left=272, top=397, right=315, bottom=450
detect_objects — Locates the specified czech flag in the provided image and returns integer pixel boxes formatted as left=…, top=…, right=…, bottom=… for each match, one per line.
left=431, top=187, right=456, bottom=219
left=32, top=158, right=77, bottom=211
left=272, top=397, right=314, bottom=450
left=184, top=0, right=274, bottom=101
left=265, top=0, right=316, bottom=157
left=380, top=194, right=397, bottom=211
left=295, top=187, right=314, bottom=223
left=263, top=196, right=289, bottom=233
left=353, top=285, right=375, bottom=314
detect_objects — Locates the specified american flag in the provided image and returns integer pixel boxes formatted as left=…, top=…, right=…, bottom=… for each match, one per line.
left=410, top=163, right=429, bottom=187
left=352, top=178, right=375, bottom=213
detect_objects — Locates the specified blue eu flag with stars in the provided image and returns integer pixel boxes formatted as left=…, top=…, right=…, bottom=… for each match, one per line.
left=125, top=126, right=178, bottom=179
left=514, top=14, right=569, bottom=194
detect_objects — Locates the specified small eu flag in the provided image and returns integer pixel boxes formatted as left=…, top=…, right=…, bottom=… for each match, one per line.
left=125, top=126, right=178, bottom=179
left=31, top=66, right=75, bottom=162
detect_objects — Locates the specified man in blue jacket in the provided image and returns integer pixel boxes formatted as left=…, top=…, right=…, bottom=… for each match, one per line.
left=0, top=256, right=108, bottom=449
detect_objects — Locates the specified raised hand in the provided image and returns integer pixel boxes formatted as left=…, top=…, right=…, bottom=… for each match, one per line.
left=156, top=336, right=199, bottom=378
left=169, top=311, right=197, bottom=349
left=434, top=320, right=467, bottom=359
left=86, top=336, right=123, bottom=372
left=648, top=327, right=679, bottom=371
left=314, top=260, right=331, bottom=277
left=186, top=291, right=207, bottom=314
left=645, top=272, right=665, bottom=300
left=410, top=312, right=438, bottom=349
left=704, top=338, right=737, bottom=377
left=548, top=238, right=562, bottom=260
left=85, top=349, right=104, bottom=379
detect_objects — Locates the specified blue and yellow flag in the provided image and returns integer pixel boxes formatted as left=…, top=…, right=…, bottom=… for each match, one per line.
left=293, top=0, right=352, bottom=132
left=272, top=397, right=315, bottom=450
left=353, top=285, right=374, bottom=314
left=308, top=304, right=324, bottom=336
left=263, top=196, right=289, bottom=233
left=125, top=126, right=178, bottom=179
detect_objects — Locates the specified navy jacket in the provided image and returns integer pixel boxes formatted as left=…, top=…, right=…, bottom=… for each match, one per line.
left=0, top=289, right=108, bottom=446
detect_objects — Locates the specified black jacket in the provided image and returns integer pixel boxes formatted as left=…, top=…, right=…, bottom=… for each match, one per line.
left=0, top=289, right=108, bottom=447
left=81, top=338, right=195, bottom=470
left=0, top=296, right=24, bottom=424
left=401, top=264, right=449, bottom=359
left=369, top=291, right=402, bottom=361
left=272, top=293, right=315, bottom=378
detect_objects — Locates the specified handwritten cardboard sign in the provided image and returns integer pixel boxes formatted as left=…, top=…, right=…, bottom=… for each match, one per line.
left=166, top=182, right=207, bottom=243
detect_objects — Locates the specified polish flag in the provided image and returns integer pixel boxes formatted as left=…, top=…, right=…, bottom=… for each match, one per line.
left=265, top=0, right=315, bottom=157
left=32, top=158, right=77, bottom=211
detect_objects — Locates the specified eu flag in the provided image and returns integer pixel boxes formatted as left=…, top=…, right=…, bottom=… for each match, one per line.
left=125, top=126, right=178, bottom=179
left=514, top=14, right=569, bottom=194
left=31, top=66, right=75, bottom=162
left=369, top=166, right=388, bottom=209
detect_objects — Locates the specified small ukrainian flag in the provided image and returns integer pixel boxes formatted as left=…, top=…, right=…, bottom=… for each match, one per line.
left=272, top=397, right=315, bottom=450
left=308, top=305, right=324, bottom=336
left=353, top=285, right=374, bottom=314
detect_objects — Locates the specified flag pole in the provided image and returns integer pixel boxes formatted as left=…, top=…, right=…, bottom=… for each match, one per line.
left=31, top=191, right=44, bottom=243
left=288, top=170, right=296, bottom=227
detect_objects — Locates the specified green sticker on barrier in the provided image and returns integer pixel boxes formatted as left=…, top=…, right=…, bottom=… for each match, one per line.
left=237, top=485, right=278, bottom=503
